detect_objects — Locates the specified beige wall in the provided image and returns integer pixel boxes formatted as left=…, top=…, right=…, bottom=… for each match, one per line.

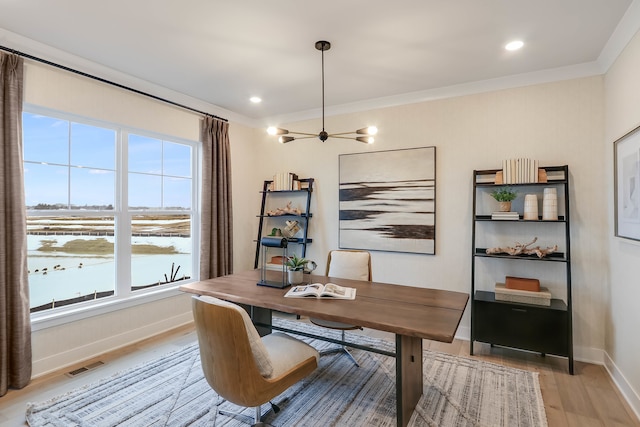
left=604, top=28, right=640, bottom=414
left=246, top=77, right=606, bottom=362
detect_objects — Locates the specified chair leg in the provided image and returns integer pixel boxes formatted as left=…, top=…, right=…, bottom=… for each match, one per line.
left=318, top=330, right=360, bottom=367
left=219, top=402, right=277, bottom=426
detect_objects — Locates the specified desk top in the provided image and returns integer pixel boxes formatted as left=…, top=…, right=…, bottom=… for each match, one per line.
left=180, top=269, right=468, bottom=343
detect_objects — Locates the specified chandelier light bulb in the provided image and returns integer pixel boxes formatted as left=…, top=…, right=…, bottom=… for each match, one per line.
left=356, top=136, right=374, bottom=144
left=279, top=136, right=295, bottom=144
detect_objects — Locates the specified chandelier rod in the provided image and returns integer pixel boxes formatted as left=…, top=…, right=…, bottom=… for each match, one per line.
left=321, top=42, right=325, bottom=134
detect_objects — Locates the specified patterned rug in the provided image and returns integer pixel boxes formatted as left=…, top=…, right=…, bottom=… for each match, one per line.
left=26, top=318, right=547, bottom=426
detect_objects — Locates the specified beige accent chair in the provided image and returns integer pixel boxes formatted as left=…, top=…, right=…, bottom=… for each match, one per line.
left=310, top=250, right=372, bottom=367
left=192, top=295, right=319, bottom=426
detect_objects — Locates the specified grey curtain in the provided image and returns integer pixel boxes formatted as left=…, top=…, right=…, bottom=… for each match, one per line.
left=0, top=52, right=31, bottom=396
left=200, top=116, right=233, bottom=279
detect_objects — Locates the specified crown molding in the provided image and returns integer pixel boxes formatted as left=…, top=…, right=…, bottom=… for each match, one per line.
left=598, top=0, right=640, bottom=73
left=261, top=61, right=603, bottom=127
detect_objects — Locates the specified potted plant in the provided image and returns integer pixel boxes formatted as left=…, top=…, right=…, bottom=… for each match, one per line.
left=490, top=186, right=518, bottom=212
left=285, top=254, right=308, bottom=285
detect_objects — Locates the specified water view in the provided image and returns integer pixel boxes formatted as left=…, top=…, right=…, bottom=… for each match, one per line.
left=27, top=216, right=192, bottom=311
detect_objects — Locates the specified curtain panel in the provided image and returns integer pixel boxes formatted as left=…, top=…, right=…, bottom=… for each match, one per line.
left=200, top=116, right=233, bottom=279
left=0, top=52, right=31, bottom=396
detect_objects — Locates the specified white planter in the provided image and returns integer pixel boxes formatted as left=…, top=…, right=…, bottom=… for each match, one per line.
left=287, top=270, right=304, bottom=285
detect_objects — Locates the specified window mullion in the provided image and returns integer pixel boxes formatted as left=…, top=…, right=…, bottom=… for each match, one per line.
left=116, top=130, right=131, bottom=297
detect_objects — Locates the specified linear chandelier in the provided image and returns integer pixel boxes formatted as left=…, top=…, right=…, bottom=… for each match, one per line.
left=267, top=40, right=377, bottom=144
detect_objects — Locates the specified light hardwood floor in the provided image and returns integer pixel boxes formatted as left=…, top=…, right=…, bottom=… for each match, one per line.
left=2, top=318, right=639, bottom=427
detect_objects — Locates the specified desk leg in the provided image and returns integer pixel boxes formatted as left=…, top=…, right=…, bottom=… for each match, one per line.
left=242, top=304, right=272, bottom=337
left=396, top=334, right=423, bottom=427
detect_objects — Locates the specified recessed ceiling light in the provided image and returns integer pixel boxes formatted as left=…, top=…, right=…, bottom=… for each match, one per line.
left=505, top=40, right=524, bottom=51
left=250, top=96, right=262, bottom=103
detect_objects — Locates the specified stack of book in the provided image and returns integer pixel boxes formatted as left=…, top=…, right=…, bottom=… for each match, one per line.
left=491, top=211, right=519, bottom=220
left=269, top=172, right=300, bottom=191
left=501, top=158, right=539, bottom=184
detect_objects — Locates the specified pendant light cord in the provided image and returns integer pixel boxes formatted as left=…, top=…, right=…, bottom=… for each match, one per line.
left=321, top=45, right=325, bottom=133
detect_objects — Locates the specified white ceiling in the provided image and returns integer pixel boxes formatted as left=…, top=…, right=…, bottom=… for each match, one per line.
left=0, top=0, right=638, bottom=127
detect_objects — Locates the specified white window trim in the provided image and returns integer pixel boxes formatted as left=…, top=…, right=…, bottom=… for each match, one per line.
left=24, top=105, right=201, bottom=330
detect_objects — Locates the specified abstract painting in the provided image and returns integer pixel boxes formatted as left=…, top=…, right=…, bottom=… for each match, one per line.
left=339, top=147, right=436, bottom=254
left=615, top=125, right=640, bottom=241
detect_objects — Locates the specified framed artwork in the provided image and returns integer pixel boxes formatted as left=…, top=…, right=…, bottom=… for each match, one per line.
left=614, top=125, right=640, bottom=242
left=339, top=146, right=436, bottom=254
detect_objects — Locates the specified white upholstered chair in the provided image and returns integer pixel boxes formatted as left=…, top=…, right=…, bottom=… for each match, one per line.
left=310, top=249, right=372, bottom=367
left=192, top=295, right=319, bottom=426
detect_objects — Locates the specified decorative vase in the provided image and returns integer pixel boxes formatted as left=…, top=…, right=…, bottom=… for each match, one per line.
left=287, top=269, right=304, bottom=285
left=523, top=194, right=538, bottom=220
left=542, top=187, right=558, bottom=220
left=498, top=201, right=512, bottom=212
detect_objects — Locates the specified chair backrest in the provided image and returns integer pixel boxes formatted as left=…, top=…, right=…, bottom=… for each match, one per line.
left=191, top=295, right=275, bottom=406
left=326, top=250, right=372, bottom=281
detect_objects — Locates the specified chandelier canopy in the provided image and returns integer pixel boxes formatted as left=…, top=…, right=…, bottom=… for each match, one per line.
left=267, top=40, right=378, bottom=144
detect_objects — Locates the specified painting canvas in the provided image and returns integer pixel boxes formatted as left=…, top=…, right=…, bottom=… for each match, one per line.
left=615, top=126, right=640, bottom=241
left=339, top=147, right=436, bottom=254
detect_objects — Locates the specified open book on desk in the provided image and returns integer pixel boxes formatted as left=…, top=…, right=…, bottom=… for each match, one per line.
left=284, top=283, right=356, bottom=300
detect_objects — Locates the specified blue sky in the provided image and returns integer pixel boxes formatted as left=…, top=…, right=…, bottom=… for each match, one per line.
left=23, top=113, right=192, bottom=209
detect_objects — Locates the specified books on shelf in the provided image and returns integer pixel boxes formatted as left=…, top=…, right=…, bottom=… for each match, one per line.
left=491, top=211, right=519, bottom=220
left=269, top=172, right=300, bottom=191
left=284, top=283, right=356, bottom=300
left=501, top=158, right=539, bottom=184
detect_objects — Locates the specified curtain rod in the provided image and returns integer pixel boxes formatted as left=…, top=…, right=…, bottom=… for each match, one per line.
left=0, top=45, right=228, bottom=122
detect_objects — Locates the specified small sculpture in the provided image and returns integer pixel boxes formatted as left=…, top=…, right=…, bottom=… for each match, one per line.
left=486, top=237, right=557, bottom=258
left=266, top=201, right=302, bottom=216
left=281, top=220, right=301, bottom=238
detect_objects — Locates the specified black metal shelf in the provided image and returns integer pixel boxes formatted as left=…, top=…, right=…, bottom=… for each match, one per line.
left=470, top=165, right=573, bottom=374
left=475, top=215, right=566, bottom=222
left=475, top=179, right=567, bottom=187
left=254, top=178, right=314, bottom=269
left=475, top=290, right=568, bottom=312
left=258, top=213, right=313, bottom=218
left=474, top=249, right=568, bottom=262
left=254, top=237, right=313, bottom=244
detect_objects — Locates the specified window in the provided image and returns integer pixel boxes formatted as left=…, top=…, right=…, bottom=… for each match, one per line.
left=23, top=109, right=199, bottom=314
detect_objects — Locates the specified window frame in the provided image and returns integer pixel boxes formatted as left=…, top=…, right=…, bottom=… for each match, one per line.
left=24, top=105, right=200, bottom=331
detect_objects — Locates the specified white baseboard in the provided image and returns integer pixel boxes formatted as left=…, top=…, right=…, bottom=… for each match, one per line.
left=32, top=312, right=193, bottom=378
left=604, top=351, right=640, bottom=422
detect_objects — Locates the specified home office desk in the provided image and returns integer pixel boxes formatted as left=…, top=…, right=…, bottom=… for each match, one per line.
left=180, top=269, right=468, bottom=427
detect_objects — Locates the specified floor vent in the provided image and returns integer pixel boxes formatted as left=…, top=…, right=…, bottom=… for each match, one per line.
left=66, top=360, right=105, bottom=377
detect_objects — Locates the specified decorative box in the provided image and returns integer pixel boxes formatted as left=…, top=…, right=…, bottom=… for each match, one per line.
left=495, top=283, right=551, bottom=306
left=505, top=276, right=540, bottom=292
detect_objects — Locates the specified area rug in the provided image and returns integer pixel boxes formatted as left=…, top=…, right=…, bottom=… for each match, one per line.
left=26, top=318, right=547, bottom=426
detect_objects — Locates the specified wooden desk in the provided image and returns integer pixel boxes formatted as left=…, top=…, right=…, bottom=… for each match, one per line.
left=180, top=269, right=468, bottom=427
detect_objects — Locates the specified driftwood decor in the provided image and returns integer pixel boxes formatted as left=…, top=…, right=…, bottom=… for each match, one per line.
left=486, top=237, right=557, bottom=258
left=266, top=201, right=302, bottom=216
